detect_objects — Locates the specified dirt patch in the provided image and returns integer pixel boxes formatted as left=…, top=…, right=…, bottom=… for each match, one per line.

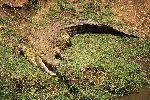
left=0, top=0, right=28, bottom=7
left=0, top=3, right=34, bottom=20
left=0, top=0, right=52, bottom=20
left=112, top=0, right=150, bottom=38
left=118, top=87, right=150, bottom=100
left=81, top=67, right=106, bottom=87
left=62, top=67, right=106, bottom=87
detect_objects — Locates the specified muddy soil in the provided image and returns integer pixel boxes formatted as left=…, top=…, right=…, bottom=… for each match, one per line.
left=118, top=87, right=150, bottom=100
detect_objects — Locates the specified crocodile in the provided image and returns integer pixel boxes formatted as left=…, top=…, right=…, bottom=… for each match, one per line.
left=20, top=18, right=135, bottom=76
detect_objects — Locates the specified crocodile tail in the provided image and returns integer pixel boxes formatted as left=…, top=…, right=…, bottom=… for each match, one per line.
left=64, top=19, right=104, bottom=36
left=64, top=19, right=135, bottom=37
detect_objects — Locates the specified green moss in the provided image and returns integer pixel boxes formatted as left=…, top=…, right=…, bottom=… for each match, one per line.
left=59, top=34, right=149, bottom=98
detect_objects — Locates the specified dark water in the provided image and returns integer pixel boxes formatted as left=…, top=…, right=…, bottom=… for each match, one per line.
left=118, top=88, right=150, bottom=100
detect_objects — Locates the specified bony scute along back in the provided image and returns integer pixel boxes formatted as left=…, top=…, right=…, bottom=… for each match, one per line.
left=21, top=19, right=137, bottom=76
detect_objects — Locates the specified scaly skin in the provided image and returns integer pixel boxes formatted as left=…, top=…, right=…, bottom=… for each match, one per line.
left=21, top=18, right=135, bottom=76
left=21, top=21, right=71, bottom=76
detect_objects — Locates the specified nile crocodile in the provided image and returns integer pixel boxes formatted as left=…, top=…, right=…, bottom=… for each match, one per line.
left=20, top=18, right=135, bottom=76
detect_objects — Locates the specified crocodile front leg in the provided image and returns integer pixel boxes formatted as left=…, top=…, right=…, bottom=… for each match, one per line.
left=21, top=46, right=62, bottom=76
